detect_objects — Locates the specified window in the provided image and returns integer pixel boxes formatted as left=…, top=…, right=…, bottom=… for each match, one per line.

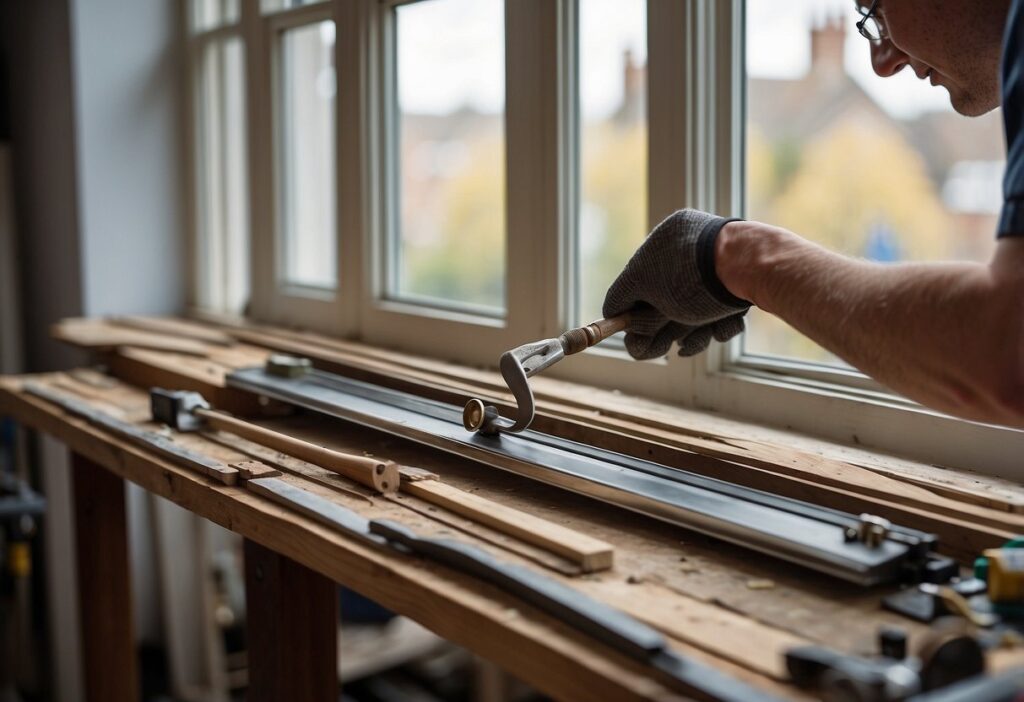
left=187, top=0, right=1023, bottom=477
left=278, top=20, right=338, bottom=290
left=388, top=0, right=507, bottom=313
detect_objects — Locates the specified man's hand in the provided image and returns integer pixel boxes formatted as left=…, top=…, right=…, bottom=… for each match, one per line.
left=602, top=209, right=750, bottom=360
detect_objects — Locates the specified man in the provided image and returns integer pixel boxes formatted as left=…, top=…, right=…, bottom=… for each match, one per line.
left=604, top=0, right=1024, bottom=428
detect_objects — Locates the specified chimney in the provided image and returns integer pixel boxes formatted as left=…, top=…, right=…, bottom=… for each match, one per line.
left=810, top=14, right=846, bottom=79
left=615, top=48, right=645, bottom=126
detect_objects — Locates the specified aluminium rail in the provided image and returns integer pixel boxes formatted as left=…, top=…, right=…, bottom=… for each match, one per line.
left=227, top=366, right=937, bottom=585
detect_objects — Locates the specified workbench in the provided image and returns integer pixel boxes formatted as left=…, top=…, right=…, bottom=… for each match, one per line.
left=4, top=316, right=1024, bottom=701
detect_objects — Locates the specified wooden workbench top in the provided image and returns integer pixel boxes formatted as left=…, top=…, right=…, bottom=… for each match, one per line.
left=10, top=314, right=1024, bottom=700
left=0, top=368, right=947, bottom=701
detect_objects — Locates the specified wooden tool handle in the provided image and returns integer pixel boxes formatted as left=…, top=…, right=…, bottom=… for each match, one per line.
left=196, top=408, right=399, bottom=494
left=559, top=314, right=630, bottom=355
left=585, top=315, right=629, bottom=343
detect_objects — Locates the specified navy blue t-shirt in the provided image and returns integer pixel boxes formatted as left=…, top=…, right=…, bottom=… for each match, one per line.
left=1000, top=0, right=1024, bottom=236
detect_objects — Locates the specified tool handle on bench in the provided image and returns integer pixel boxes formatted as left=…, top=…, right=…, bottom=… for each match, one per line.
left=195, top=408, right=399, bottom=494
left=559, top=314, right=630, bottom=355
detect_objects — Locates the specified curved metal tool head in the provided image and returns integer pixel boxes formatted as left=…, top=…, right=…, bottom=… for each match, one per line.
left=464, top=338, right=564, bottom=436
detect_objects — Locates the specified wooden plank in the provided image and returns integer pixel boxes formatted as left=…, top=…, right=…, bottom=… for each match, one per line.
left=404, top=479, right=614, bottom=573
left=243, top=539, right=338, bottom=702
left=231, top=460, right=282, bottom=480
left=72, top=453, right=138, bottom=702
left=851, top=461, right=1024, bottom=514
left=110, top=315, right=236, bottom=346
left=54, top=317, right=210, bottom=356
left=106, top=347, right=263, bottom=415
left=576, top=580, right=803, bottom=681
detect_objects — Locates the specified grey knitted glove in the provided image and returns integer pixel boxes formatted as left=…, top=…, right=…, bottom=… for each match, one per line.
left=602, top=209, right=750, bottom=360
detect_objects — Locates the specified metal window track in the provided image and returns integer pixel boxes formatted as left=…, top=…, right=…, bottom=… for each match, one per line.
left=227, top=367, right=937, bottom=585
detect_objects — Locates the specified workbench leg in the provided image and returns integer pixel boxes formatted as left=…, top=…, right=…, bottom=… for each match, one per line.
left=72, top=453, right=138, bottom=702
left=243, top=539, right=337, bottom=702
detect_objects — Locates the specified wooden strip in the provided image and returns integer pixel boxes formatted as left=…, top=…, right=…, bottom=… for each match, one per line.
left=404, top=479, right=615, bottom=573
left=54, top=318, right=210, bottom=356
left=231, top=460, right=282, bottom=480
left=199, top=409, right=399, bottom=494
left=399, top=466, right=440, bottom=482
left=582, top=580, right=803, bottom=681
left=852, top=461, right=1024, bottom=514
left=106, top=348, right=263, bottom=416
left=387, top=493, right=581, bottom=575
left=109, top=315, right=236, bottom=347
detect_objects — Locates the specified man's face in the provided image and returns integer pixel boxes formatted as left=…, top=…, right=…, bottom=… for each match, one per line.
left=858, top=0, right=1010, bottom=116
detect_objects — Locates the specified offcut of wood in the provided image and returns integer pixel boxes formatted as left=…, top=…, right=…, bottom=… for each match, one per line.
left=402, top=479, right=614, bottom=573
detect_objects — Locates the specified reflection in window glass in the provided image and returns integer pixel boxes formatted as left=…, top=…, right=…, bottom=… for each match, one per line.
left=192, top=0, right=240, bottom=33
left=197, top=36, right=249, bottom=314
left=392, top=0, right=506, bottom=311
left=744, top=0, right=1004, bottom=364
left=576, top=0, right=647, bottom=325
left=280, top=21, right=337, bottom=289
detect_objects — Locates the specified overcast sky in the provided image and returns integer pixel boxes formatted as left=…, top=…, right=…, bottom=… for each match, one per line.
left=395, top=0, right=956, bottom=121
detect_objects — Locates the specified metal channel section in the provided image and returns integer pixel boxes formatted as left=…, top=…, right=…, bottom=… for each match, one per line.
left=228, top=367, right=935, bottom=585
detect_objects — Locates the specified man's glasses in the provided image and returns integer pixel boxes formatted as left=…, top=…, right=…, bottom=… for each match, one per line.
left=855, top=0, right=887, bottom=42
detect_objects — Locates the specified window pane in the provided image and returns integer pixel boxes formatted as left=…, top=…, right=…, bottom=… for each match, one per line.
left=744, top=0, right=1004, bottom=365
left=279, top=21, right=337, bottom=289
left=191, top=0, right=240, bottom=33
left=391, top=0, right=506, bottom=312
left=261, top=0, right=325, bottom=14
left=576, top=0, right=647, bottom=325
left=196, top=36, right=249, bottom=314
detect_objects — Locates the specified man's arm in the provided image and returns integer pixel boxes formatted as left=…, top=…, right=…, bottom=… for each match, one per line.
left=716, top=221, right=1024, bottom=427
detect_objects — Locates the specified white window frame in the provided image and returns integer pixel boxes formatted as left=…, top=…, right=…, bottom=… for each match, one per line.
left=185, top=8, right=248, bottom=315
left=188, top=0, right=1024, bottom=480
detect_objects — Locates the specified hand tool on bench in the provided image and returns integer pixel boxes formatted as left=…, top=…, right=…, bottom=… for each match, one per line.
left=160, top=386, right=614, bottom=573
left=463, top=315, right=629, bottom=436
left=22, top=383, right=266, bottom=486
left=150, top=388, right=399, bottom=494
left=786, top=622, right=985, bottom=702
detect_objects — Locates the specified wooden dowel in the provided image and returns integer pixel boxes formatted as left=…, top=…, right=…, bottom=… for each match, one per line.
left=403, top=479, right=614, bottom=572
left=196, top=408, right=399, bottom=494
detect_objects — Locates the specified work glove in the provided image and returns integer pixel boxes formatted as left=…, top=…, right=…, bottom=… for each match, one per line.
left=602, top=209, right=750, bottom=360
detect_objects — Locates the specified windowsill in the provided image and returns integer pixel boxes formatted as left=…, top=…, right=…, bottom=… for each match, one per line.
left=187, top=308, right=1024, bottom=509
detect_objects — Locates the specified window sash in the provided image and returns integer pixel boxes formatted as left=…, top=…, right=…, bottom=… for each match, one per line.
left=187, top=0, right=1024, bottom=480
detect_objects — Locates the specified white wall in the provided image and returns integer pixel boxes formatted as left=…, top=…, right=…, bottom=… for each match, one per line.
left=5, top=1, right=187, bottom=699
left=70, top=0, right=186, bottom=317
